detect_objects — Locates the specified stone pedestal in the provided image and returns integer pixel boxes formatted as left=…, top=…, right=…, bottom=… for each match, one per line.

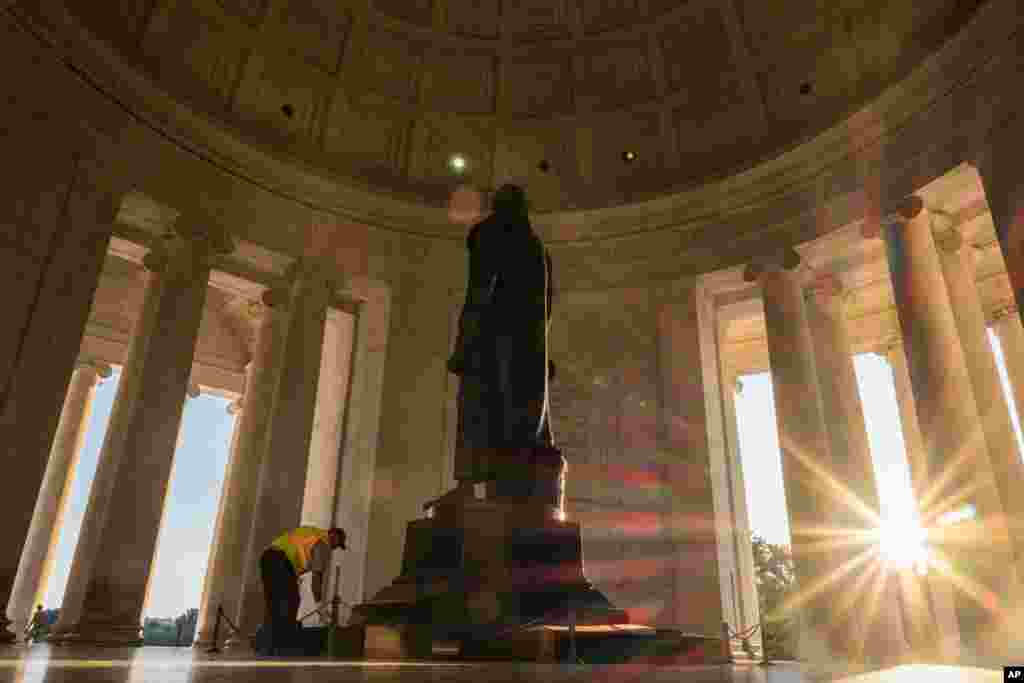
left=341, top=448, right=704, bottom=662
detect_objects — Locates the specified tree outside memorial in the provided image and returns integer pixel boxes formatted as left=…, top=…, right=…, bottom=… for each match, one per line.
left=751, top=534, right=798, bottom=660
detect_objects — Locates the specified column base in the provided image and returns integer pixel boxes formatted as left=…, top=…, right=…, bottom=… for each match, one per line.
left=60, top=621, right=144, bottom=647
left=0, top=617, right=16, bottom=644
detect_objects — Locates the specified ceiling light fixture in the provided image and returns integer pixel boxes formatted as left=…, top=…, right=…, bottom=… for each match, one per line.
left=622, top=151, right=637, bottom=163
left=449, top=155, right=467, bottom=173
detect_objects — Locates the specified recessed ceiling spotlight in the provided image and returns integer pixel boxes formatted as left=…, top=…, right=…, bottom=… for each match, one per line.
left=622, top=150, right=638, bottom=163
left=281, top=103, right=295, bottom=118
left=449, top=155, right=467, bottom=173
left=799, top=82, right=814, bottom=96
left=538, top=160, right=551, bottom=173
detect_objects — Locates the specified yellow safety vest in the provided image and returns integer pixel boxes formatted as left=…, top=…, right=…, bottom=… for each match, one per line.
left=270, top=526, right=328, bottom=574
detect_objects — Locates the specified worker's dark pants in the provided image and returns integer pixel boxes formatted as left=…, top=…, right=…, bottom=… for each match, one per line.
left=260, top=548, right=299, bottom=654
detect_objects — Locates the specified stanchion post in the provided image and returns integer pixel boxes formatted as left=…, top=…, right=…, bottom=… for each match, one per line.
left=567, top=602, right=577, bottom=664
left=722, top=621, right=733, bottom=663
left=207, top=606, right=223, bottom=654
left=327, top=566, right=341, bottom=658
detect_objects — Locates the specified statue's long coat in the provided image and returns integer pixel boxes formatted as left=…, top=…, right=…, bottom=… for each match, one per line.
left=450, top=210, right=554, bottom=481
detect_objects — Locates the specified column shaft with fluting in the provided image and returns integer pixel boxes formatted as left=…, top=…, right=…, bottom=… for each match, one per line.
left=750, top=258, right=848, bottom=667
left=883, top=340, right=961, bottom=661
left=5, top=360, right=110, bottom=635
left=234, top=263, right=332, bottom=641
left=933, top=223, right=1024, bottom=576
left=717, top=360, right=760, bottom=647
left=194, top=296, right=287, bottom=648
left=804, top=274, right=904, bottom=666
left=991, top=305, right=1024, bottom=422
left=0, top=160, right=120, bottom=642
left=66, top=231, right=222, bottom=645
left=51, top=266, right=163, bottom=639
left=878, top=197, right=1017, bottom=660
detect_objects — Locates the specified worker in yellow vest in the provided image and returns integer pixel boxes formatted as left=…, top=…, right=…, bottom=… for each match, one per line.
left=260, top=526, right=346, bottom=654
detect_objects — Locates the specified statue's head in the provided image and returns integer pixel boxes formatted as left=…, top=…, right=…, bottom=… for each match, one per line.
left=492, top=184, right=528, bottom=218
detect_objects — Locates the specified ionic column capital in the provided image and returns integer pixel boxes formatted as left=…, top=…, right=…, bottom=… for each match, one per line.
left=75, top=357, right=113, bottom=381
left=186, top=382, right=202, bottom=399
left=259, top=286, right=291, bottom=310
left=930, top=211, right=965, bottom=254
left=805, top=270, right=849, bottom=311
left=990, top=303, right=1019, bottom=324
left=862, top=195, right=926, bottom=239
left=742, top=247, right=802, bottom=282
left=227, top=398, right=244, bottom=415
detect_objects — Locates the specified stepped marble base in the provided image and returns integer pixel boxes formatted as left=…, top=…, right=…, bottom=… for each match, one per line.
left=339, top=447, right=721, bottom=662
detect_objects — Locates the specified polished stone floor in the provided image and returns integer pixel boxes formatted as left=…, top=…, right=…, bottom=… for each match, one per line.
left=0, top=645, right=1003, bottom=683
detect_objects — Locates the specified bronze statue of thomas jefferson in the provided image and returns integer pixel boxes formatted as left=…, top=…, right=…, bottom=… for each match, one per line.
left=447, top=185, right=555, bottom=483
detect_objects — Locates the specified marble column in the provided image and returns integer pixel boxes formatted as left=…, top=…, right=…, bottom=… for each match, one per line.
left=882, top=340, right=961, bottom=662
left=975, top=120, right=1024, bottom=325
left=51, top=264, right=165, bottom=640
left=63, top=227, right=230, bottom=645
left=805, top=274, right=910, bottom=666
left=194, top=294, right=288, bottom=649
left=5, top=359, right=111, bottom=636
left=653, top=279, right=729, bottom=653
left=234, top=262, right=333, bottom=642
left=192, top=397, right=242, bottom=646
left=872, top=196, right=1017, bottom=661
left=717, top=362, right=761, bottom=650
left=933, top=221, right=1024, bottom=576
left=991, top=304, right=1024, bottom=423
left=745, top=253, right=852, bottom=671
left=0, top=161, right=120, bottom=642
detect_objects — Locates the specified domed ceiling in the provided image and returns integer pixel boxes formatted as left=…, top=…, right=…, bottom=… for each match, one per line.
left=60, top=0, right=984, bottom=213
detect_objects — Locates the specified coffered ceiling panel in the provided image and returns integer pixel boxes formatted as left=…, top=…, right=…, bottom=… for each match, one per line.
left=579, top=0, right=650, bottom=35
left=502, top=1, right=572, bottom=41
left=503, top=54, right=575, bottom=118
left=216, top=0, right=269, bottom=27
left=575, top=40, right=658, bottom=112
left=422, top=48, right=497, bottom=114
left=273, top=0, right=352, bottom=76
left=373, top=0, right=434, bottom=27
left=355, top=25, right=426, bottom=103
left=55, top=0, right=990, bottom=213
left=447, top=0, right=501, bottom=39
